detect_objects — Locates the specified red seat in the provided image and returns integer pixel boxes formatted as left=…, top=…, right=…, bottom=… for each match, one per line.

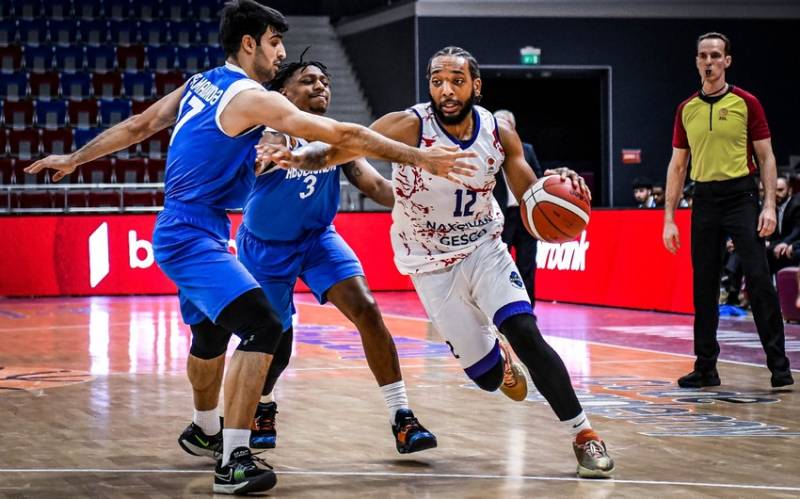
left=154, top=71, right=185, bottom=96
left=155, top=190, right=164, bottom=206
left=88, top=190, right=122, bottom=208
left=66, top=189, right=89, bottom=209
left=777, top=267, right=800, bottom=322
left=116, top=46, right=146, bottom=72
left=28, top=72, right=60, bottom=99
left=91, top=72, right=123, bottom=99
left=147, top=158, right=165, bottom=183
left=0, top=128, right=6, bottom=155
left=114, top=157, right=147, bottom=183
left=13, top=159, right=48, bottom=184
left=140, top=128, right=170, bottom=159
left=0, top=158, right=13, bottom=184
left=2, top=100, right=34, bottom=128
left=123, top=190, right=156, bottom=208
left=8, top=128, right=41, bottom=159
left=131, top=99, right=157, bottom=115
left=41, top=129, right=73, bottom=156
left=15, top=190, right=55, bottom=209
left=80, top=159, right=114, bottom=184
left=68, top=99, right=99, bottom=128
left=0, top=46, right=22, bottom=73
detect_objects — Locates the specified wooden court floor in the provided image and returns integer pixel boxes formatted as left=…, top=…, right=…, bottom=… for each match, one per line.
left=0, top=293, right=798, bottom=498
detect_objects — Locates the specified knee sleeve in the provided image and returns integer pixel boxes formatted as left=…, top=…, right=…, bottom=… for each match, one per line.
left=499, top=312, right=541, bottom=349
left=216, top=288, right=283, bottom=354
left=262, top=327, right=293, bottom=396
left=471, top=359, right=504, bottom=391
left=189, top=319, right=232, bottom=359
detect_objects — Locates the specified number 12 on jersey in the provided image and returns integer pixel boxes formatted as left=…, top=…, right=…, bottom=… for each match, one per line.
left=453, top=189, right=477, bottom=217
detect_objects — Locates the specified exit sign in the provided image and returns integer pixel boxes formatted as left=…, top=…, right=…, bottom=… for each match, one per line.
left=520, top=46, right=541, bottom=65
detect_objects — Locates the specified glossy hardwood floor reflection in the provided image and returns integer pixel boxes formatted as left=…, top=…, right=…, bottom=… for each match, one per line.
left=1, top=294, right=798, bottom=498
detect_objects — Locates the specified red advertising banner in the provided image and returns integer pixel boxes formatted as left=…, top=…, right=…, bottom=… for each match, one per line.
left=0, top=210, right=694, bottom=313
left=535, top=209, right=694, bottom=313
left=0, top=213, right=412, bottom=297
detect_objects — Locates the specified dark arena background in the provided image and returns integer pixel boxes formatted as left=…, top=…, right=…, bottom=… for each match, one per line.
left=1, top=1, right=799, bottom=497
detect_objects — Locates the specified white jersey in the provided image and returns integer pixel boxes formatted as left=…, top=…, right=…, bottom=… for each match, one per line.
left=391, top=103, right=505, bottom=275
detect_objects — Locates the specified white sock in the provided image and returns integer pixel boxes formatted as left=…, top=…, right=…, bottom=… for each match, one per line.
left=260, top=392, right=275, bottom=404
left=221, top=429, right=251, bottom=467
left=380, top=380, right=409, bottom=424
left=193, top=408, right=220, bottom=436
left=563, top=410, right=592, bottom=437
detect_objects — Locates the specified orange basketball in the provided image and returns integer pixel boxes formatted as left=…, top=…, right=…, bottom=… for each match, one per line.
left=520, top=175, right=591, bottom=243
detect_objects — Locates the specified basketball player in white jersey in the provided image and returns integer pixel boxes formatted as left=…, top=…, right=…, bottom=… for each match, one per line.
left=257, top=46, right=614, bottom=478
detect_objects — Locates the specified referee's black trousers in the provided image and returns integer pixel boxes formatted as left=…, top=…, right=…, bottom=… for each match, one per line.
left=691, top=176, right=790, bottom=374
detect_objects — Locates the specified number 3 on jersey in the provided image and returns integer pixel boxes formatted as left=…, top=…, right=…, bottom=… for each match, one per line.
left=453, top=189, right=476, bottom=217
left=300, top=174, right=317, bottom=199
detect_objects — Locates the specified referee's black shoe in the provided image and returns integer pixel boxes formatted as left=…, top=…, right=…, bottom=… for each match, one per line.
left=677, top=369, right=720, bottom=388
left=771, top=370, right=794, bottom=388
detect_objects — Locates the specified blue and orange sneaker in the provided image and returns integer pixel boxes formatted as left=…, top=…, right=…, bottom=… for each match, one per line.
left=392, top=409, right=437, bottom=454
left=250, top=401, right=277, bottom=449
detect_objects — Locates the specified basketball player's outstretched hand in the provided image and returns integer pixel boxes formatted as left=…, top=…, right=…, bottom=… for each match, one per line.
left=419, top=145, right=478, bottom=186
left=255, top=143, right=299, bottom=173
left=24, top=154, right=77, bottom=182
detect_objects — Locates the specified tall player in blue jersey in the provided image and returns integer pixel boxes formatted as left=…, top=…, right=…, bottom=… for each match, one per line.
left=25, top=1, right=476, bottom=494
left=237, top=56, right=436, bottom=454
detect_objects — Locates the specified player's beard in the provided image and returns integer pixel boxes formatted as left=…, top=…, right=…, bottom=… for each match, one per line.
left=430, top=90, right=476, bottom=125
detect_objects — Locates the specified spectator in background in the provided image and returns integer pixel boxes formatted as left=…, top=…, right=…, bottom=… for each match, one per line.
left=652, top=182, right=666, bottom=207
left=766, top=175, right=800, bottom=274
left=492, top=109, right=543, bottom=311
left=633, top=177, right=656, bottom=207
left=680, top=181, right=694, bottom=207
left=662, top=31, right=792, bottom=389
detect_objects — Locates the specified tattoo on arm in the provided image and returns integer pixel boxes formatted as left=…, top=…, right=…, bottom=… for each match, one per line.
left=342, top=161, right=364, bottom=187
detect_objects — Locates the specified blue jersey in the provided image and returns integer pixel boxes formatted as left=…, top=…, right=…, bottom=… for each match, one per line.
left=243, top=136, right=341, bottom=241
left=164, top=63, right=266, bottom=209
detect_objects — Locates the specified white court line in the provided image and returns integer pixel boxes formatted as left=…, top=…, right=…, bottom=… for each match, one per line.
left=0, top=468, right=798, bottom=492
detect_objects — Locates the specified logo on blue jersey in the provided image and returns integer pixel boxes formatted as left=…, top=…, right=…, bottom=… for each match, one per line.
left=509, top=271, right=524, bottom=289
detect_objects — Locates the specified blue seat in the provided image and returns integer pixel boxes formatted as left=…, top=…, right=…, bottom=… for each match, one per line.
left=85, top=46, right=116, bottom=73
left=0, top=20, right=18, bottom=46
left=123, top=72, right=154, bottom=100
left=11, top=0, right=41, bottom=20
left=139, top=21, right=170, bottom=47
left=59, top=72, right=92, bottom=100
left=176, top=46, right=206, bottom=73
left=192, top=0, right=221, bottom=21
left=43, top=1, right=72, bottom=19
left=0, top=3, right=13, bottom=19
left=206, top=46, right=225, bottom=68
left=48, top=20, right=80, bottom=46
left=0, top=72, right=28, bottom=100
left=78, top=20, right=109, bottom=46
left=146, top=46, right=176, bottom=73
left=108, top=20, right=139, bottom=46
left=162, top=1, right=190, bottom=21
left=98, top=98, right=131, bottom=127
left=132, top=0, right=160, bottom=21
left=17, top=20, right=47, bottom=46
left=197, top=21, right=219, bottom=47
left=24, top=45, right=53, bottom=72
left=35, top=99, right=67, bottom=129
left=105, top=0, right=130, bottom=21
left=171, top=21, right=198, bottom=47
left=72, top=0, right=104, bottom=20
left=74, top=127, right=101, bottom=150
left=54, top=46, right=85, bottom=72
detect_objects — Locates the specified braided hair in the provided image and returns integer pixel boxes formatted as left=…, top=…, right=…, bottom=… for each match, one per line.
left=425, top=46, right=480, bottom=80
left=268, top=47, right=331, bottom=91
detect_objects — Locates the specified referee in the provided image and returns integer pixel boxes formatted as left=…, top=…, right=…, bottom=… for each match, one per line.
left=662, top=32, right=793, bottom=388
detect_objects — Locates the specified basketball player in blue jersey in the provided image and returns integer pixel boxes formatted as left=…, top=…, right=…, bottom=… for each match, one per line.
left=258, top=46, right=615, bottom=479
left=25, top=0, right=477, bottom=492
left=234, top=56, right=436, bottom=453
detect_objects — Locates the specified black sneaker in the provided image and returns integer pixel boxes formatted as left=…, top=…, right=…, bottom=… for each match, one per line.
left=213, top=447, right=277, bottom=495
left=771, top=370, right=794, bottom=388
left=392, top=409, right=437, bottom=454
left=178, top=419, right=223, bottom=460
left=250, top=402, right=277, bottom=449
left=677, top=369, right=721, bottom=388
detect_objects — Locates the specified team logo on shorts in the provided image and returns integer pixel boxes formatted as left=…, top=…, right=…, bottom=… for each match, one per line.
left=509, top=271, right=524, bottom=289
